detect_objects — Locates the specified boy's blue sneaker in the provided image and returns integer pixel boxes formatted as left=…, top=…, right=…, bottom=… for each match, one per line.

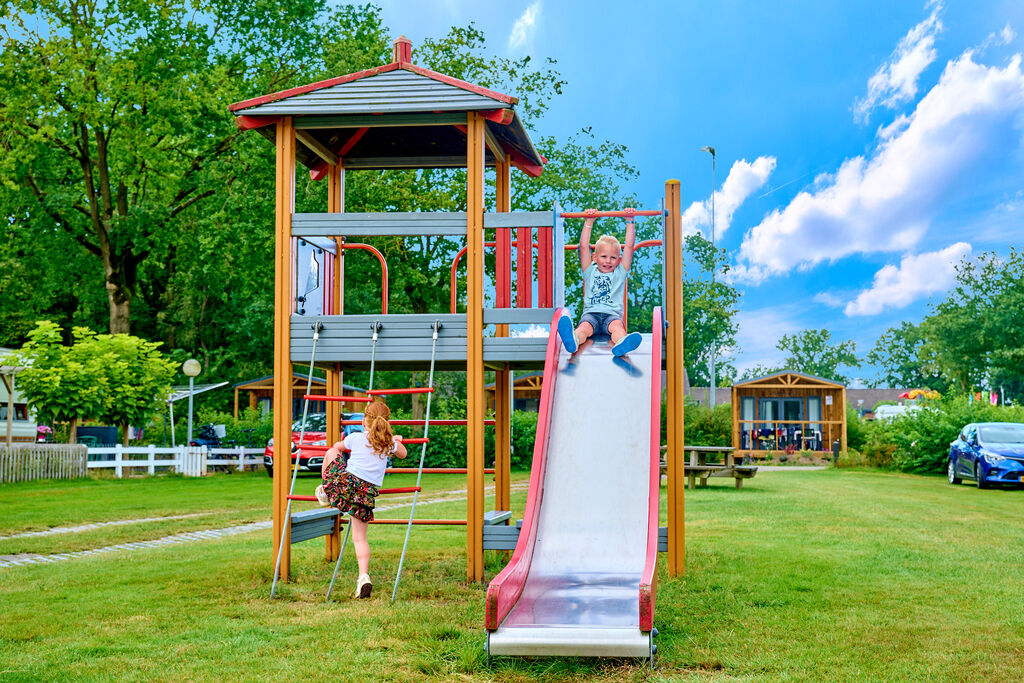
left=557, top=314, right=578, bottom=353
left=612, top=332, right=642, bottom=357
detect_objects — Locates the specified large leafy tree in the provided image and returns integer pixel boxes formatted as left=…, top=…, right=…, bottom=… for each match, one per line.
left=0, top=0, right=328, bottom=335
left=867, top=321, right=946, bottom=390
left=776, top=328, right=860, bottom=383
left=683, top=234, right=739, bottom=386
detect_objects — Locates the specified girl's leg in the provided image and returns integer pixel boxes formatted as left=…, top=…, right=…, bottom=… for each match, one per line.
left=350, top=517, right=370, bottom=576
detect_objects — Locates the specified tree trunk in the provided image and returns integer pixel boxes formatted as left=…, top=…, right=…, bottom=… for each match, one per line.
left=122, top=422, right=130, bottom=446
left=69, top=418, right=78, bottom=445
left=105, top=258, right=132, bottom=334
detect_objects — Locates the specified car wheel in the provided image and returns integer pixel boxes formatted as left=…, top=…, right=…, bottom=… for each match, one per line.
left=948, top=459, right=962, bottom=485
left=975, top=463, right=989, bottom=489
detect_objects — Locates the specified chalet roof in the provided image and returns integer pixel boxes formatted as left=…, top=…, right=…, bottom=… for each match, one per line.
left=732, top=370, right=844, bottom=389
left=230, top=38, right=545, bottom=178
left=232, top=373, right=364, bottom=392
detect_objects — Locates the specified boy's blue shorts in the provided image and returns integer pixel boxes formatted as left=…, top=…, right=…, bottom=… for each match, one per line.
left=580, top=311, right=622, bottom=337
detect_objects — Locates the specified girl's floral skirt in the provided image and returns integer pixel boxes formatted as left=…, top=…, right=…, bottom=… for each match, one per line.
left=322, top=460, right=379, bottom=522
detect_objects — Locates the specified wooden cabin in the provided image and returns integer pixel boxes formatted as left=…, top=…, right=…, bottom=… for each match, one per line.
left=731, top=371, right=847, bottom=459
left=484, top=371, right=543, bottom=413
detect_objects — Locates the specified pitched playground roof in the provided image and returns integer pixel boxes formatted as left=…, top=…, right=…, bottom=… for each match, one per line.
left=230, top=38, right=545, bottom=178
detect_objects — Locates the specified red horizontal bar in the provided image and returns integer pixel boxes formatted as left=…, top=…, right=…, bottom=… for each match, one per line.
left=560, top=210, right=664, bottom=218
left=340, top=419, right=496, bottom=426
left=367, top=387, right=435, bottom=396
left=565, top=239, right=663, bottom=251
left=304, top=395, right=372, bottom=403
left=359, top=519, right=466, bottom=525
left=387, top=467, right=496, bottom=474
left=379, top=486, right=421, bottom=494
left=402, top=437, right=430, bottom=444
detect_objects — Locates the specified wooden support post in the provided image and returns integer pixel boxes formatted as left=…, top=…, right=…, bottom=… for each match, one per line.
left=466, top=112, right=486, bottom=581
left=840, top=386, right=848, bottom=456
left=325, top=160, right=345, bottom=562
left=272, top=117, right=296, bottom=580
left=494, top=158, right=512, bottom=517
left=664, top=180, right=685, bottom=577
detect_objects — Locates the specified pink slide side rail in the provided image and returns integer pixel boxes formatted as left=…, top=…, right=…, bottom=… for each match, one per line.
left=639, top=306, right=663, bottom=632
left=484, top=308, right=563, bottom=631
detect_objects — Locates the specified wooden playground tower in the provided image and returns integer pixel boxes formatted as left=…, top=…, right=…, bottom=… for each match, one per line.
left=230, top=37, right=687, bottom=583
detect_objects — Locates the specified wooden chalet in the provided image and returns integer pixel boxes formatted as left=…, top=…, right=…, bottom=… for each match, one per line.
left=731, top=371, right=847, bottom=458
left=232, top=373, right=367, bottom=419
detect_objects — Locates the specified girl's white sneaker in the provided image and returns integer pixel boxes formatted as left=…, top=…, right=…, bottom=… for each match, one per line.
left=355, top=573, right=372, bottom=599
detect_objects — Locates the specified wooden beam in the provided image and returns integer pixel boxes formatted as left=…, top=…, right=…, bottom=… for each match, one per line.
left=664, top=179, right=685, bottom=577
left=272, top=116, right=296, bottom=581
left=296, top=129, right=337, bottom=166
left=494, top=157, right=512, bottom=520
left=484, top=125, right=506, bottom=163
left=466, top=112, right=486, bottom=582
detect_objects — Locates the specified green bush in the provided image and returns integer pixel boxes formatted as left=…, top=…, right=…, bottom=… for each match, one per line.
left=881, top=396, right=1024, bottom=473
left=510, top=410, right=538, bottom=470
left=682, top=402, right=732, bottom=446
left=846, top=407, right=868, bottom=451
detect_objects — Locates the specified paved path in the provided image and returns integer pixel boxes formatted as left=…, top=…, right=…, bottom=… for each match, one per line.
left=0, top=482, right=528, bottom=570
left=0, top=513, right=216, bottom=540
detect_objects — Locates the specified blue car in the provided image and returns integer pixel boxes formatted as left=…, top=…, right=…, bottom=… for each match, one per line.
left=948, top=422, right=1024, bottom=489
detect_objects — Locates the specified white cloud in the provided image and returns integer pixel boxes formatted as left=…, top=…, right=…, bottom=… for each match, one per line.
left=508, top=2, right=541, bottom=50
left=854, top=5, right=944, bottom=123
left=733, top=306, right=801, bottom=376
left=843, top=242, right=971, bottom=316
left=680, top=156, right=776, bottom=239
left=733, top=52, right=1024, bottom=284
left=813, top=292, right=845, bottom=308
left=511, top=324, right=548, bottom=338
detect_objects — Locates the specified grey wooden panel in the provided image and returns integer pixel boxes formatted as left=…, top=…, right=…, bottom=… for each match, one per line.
left=658, top=527, right=667, bottom=553
left=483, top=525, right=520, bottom=550
left=292, top=314, right=467, bottom=334
left=296, top=112, right=470, bottom=129
left=342, top=156, right=473, bottom=169
left=483, top=308, right=557, bottom=325
left=290, top=508, right=340, bottom=543
left=484, top=510, right=512, bottom=525
left=293, top=212, right=467, bottom=238
left=483, top=212, right=554, bottom=229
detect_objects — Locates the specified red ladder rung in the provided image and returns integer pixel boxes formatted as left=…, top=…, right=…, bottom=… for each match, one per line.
left=367, top=387, right=434, bottom=396
left=303, top=394, right=372, bottom=403
left=402, top=437, right=430, bottom=444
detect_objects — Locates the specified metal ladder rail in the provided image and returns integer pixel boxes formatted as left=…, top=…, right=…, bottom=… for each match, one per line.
left=391, top=320, right=441, bottom=602
left=270, top=321, right=324, bottom=598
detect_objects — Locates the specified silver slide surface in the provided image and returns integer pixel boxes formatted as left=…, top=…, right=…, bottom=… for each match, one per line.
left=488, top=334, right=656, bottom=657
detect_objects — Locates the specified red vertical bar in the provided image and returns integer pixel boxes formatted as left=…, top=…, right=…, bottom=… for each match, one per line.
left=497, top=228, right=511, bottom=308
left=537, top=226, right=552, bottom=307
left=516, top=227, right=532, bottom=307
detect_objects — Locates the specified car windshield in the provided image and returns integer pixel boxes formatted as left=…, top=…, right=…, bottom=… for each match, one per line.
left=979, top=424, right=1024, bottom=445
left=292, top=413, right=328, bottom=432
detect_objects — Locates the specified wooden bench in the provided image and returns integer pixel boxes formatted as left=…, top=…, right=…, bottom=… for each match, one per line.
left=482, top=511, right=519, bottom=550
left=659, top=445, right=759, bottom=489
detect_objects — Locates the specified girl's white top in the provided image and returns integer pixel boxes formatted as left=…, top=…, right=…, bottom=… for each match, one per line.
left=343, top=432, right=395, bottom=487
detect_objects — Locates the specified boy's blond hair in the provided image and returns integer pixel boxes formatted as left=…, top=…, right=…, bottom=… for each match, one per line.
left=594, top=234, right=621, bottom=254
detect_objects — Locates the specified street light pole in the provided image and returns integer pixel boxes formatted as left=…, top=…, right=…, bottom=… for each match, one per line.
left=183, top=359, right=202, bottom=445
left=701, top=146, right=717, bottom=408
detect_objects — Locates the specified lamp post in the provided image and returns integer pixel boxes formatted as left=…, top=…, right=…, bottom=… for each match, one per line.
left=183, top=359, right=201, bottom=445
left=701, top=145, right=717, bottom=408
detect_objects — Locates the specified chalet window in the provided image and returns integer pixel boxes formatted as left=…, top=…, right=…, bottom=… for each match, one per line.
left=0, top=403, right=29, bottom=421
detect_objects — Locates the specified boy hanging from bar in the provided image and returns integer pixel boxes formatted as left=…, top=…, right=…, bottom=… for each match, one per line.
left=558, top=207, right=643, bottom=356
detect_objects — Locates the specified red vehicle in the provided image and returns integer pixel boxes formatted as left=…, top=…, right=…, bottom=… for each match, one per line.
left=263, top=412, right=363, bottom=477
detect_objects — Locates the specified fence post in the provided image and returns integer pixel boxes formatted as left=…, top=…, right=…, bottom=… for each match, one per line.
left=237, top=445, right=245, bottom=472
left=115, top=444, right=123, bottom=478
left=148, top=444, right=156, bottom=475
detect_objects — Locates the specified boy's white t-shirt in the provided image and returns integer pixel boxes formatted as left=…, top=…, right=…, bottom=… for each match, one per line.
left=582, top=263, right=627, bottom=316
left=343, top=432, right=395, bottom=487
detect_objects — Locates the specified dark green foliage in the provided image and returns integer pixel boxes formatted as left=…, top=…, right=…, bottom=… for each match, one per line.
left=845, top=407, right=868, bottom=451
left=869, top=396, right=1024, bottom=473
left=683, top=401, right=732, bottom=446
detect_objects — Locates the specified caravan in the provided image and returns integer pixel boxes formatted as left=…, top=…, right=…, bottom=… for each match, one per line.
left=0, top=348, right=39, bottom=442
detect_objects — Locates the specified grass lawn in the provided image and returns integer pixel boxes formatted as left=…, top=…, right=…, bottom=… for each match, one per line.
left=1, top=468, right=1022, bottom=681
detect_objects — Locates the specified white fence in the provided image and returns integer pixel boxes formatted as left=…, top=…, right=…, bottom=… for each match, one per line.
left=86, top=446, right=265, bottom=477
left=1, top=444, right=88, bottom=483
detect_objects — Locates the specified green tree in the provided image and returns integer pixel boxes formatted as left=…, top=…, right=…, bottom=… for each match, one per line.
left=683, top=234, right=739, bottom=386
left=867, top=321, right=946, bottom=391
left=4, top=321, right=174, bottom=443
left=0, top=0, right=328, bottom=334
left=776, top=328, right=859, bottom=383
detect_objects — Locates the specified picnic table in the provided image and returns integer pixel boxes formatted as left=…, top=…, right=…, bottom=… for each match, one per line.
left=660, top=445, right=758, bottom=489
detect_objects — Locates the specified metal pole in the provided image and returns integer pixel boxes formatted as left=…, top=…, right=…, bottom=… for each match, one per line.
left=187, top=376, right=195, bottom=444
left=708, top=149, right=717, bottom=408
left=170, top=400, right=176, bottom=447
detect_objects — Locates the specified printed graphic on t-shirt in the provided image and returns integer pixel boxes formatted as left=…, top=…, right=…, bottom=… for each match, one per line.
left=588, top=273, right=613, bottom=307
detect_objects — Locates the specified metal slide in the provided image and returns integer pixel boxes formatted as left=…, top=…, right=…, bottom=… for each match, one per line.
left=486, top=308, right=662, bottom=658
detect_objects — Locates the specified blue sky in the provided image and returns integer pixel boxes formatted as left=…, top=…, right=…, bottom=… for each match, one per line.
left=369, top=0, right=1024, bottom=384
